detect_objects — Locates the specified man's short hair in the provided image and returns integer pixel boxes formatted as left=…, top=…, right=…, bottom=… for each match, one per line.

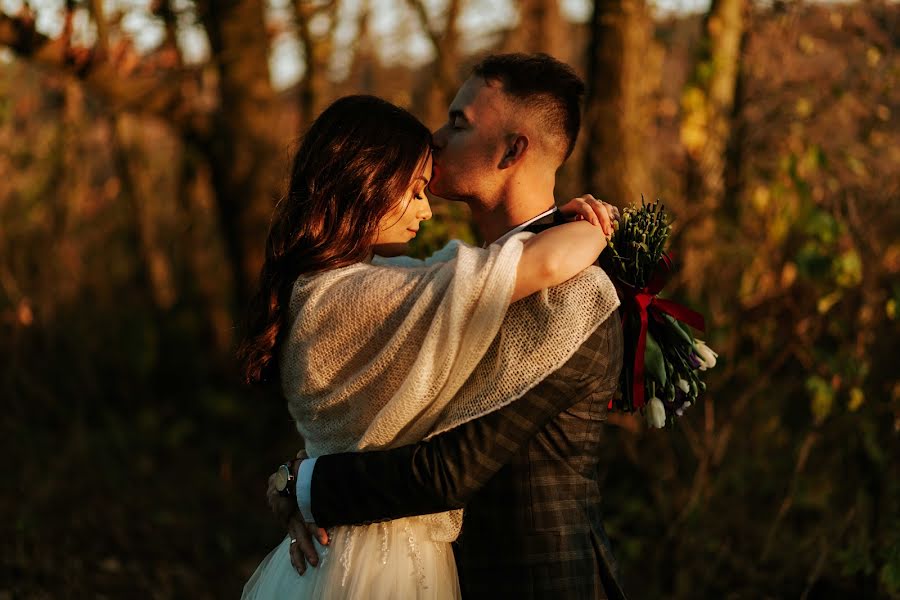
left=472, top=53, right=585, bottom=162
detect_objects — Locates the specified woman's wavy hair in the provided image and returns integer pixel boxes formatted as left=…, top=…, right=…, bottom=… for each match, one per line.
left=238, top=95, right=432, bottom=385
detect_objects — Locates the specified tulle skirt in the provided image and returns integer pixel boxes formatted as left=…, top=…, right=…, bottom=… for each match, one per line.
left=242, top=517, right=461, bottom=599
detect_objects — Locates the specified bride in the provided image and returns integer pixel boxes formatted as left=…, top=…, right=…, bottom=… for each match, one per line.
left=238, top=95, right=619, bottom=598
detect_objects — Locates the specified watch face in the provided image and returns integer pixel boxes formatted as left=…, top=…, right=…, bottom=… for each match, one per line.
left=274, top=465, right=290, bottom=492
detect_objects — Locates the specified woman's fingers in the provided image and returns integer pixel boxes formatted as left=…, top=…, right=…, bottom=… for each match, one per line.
left=569, top=200, right=590, bottom=223
left=595, top=202, right=613, bottom=237
left=578, top=198, right=600, bottom=226
left=607, top=203, right=621, bottom=222
left=562, top=195, right=619, bottom=235
left=581, top=195, right=612, bottom=236
left=560, top=197, right=599, bottom=225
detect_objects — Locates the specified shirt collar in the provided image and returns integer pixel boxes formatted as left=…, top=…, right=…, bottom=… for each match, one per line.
left=491, top=206, right=559, bottom=246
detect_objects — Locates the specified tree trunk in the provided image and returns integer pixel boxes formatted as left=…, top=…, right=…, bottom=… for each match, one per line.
left=582, top=0, right=655, bottom=205
left=504, top=0, right=567, bottom=61
left=406, top=0, right=461, bottom=128
left=679, top=0, right=746, bottom=295
left=110, top=114, right=179, bottom=311
left=295, top=1, right=338, bottom=128
left=86, top=0, right=109, bottom=52
left=151, top=0, right=183, bottom=67
left=197, top=0, right=278, bottom=309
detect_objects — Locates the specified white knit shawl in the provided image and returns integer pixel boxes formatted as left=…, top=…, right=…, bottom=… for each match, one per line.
left=281, top=232, right=620, bottom=541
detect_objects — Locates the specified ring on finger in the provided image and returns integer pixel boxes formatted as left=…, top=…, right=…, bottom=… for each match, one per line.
left=290, top=538, right=298, bottom=545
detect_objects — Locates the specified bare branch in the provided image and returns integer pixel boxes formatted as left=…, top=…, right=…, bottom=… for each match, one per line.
left=87, top=0, right=108, bottom=52
left=151, top=0, right=184, bottom=67
left=404, top=0, right=441, bottom=49
left=295, top=0, right=338, bottom=125
left=403, top=0, right=462, bottom=125
left=760, top=431, right=818, bottom=561
left=0, top=11, right=211, bottom=137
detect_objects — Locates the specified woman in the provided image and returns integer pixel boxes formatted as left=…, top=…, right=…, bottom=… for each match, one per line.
left=239, top=95, right=620, bottom=598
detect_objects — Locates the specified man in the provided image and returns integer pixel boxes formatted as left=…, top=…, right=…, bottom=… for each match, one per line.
left=271, top=53, right=627, bottom=599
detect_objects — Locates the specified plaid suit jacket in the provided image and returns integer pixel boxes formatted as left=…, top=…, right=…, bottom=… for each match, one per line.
left=456, top=215, right=625, bottom=600
left=310, top=214, right=626, bottom=599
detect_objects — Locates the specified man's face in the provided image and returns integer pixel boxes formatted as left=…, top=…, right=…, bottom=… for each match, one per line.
left=430, top=76, right=511, bottom=203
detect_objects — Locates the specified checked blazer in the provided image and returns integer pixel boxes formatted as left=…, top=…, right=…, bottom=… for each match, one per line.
left=308, top=213, right=627, bottom=599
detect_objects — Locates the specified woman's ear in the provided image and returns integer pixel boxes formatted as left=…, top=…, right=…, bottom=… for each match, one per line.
left=498, top=134, right=528, bottom=169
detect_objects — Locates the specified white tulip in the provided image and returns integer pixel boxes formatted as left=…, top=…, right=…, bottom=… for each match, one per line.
left=693, top=340, right=718, bottom=370
left=645, top=397, right=667, bottom=429
left=676, top=378, right=690, bottom=394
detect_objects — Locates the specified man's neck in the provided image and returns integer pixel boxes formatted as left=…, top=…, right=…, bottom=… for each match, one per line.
left=471, top=194, right=557, bottom=243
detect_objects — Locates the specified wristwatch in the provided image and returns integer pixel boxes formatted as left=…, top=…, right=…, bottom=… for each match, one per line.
left=274, top=461, right=296, bottom=498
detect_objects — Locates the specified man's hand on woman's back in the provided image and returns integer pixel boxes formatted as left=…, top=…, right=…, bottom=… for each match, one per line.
left=266, top=451, right=329, bottom=575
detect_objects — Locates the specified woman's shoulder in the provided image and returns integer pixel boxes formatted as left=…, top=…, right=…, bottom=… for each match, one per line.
left=293, top=262, right=369, bottom=284
left=289, top=263, right=373, bottom=306
left=291, top=257, right=432, bottom=300
left=372, top=239, right=464, bottom=269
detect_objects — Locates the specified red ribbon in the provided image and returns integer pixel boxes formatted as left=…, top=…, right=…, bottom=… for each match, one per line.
left=612, top=255, right=706, bottom=410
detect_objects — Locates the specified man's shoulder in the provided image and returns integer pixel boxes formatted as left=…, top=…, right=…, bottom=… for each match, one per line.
left=550, top=315, right=622, bottom=384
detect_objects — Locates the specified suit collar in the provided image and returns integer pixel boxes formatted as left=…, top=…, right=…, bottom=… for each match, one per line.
left=492, top=207, right=560, bottom=245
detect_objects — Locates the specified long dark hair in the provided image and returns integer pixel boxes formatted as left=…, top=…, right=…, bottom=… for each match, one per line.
left=238, top=95, right=432, bottom=385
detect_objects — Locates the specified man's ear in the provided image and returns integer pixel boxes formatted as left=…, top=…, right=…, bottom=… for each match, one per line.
left=498, top=134, right=528, bottom=169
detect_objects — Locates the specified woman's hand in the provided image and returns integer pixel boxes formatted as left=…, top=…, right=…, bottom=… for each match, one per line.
left=559, top=195, right=619, bottom=237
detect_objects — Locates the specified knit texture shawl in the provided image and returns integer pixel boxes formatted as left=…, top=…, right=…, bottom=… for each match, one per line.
left=282, top=233, right=620, bottom=540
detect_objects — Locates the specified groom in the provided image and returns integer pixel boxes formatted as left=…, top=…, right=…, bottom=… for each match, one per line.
left=273, top=53, right=627, bottom=599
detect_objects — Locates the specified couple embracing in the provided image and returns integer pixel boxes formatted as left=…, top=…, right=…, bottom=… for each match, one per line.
left=239, top=53, right=628, bottom=599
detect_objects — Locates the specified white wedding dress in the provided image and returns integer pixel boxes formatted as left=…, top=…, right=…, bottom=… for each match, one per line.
left=242, top=518, right=461, bottom=599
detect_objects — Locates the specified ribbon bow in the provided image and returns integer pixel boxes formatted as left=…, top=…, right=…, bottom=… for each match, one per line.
left=615, top=255, right=706, bottom=410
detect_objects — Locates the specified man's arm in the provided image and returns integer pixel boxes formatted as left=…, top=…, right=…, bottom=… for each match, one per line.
left=304, top=315, right=622, bottom=528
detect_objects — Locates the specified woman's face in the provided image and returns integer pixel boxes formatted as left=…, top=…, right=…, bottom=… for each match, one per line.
left=372, top=153, right=433, bottom=257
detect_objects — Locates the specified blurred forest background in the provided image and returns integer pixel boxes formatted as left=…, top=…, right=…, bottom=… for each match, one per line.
left=1, top=0, right=898, bottom=597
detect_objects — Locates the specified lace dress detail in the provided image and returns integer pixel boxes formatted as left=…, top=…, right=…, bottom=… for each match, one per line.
left=380, top=522, right=389, bottom=566
left=339, top=527, right=356, bottom=588
left=241, top=518, right=459, bottom=599
left=404, top=521, right=427, bottom=590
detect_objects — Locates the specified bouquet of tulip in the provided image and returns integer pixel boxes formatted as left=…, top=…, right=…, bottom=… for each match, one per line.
left=600, top=198, right=717, bottom=428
